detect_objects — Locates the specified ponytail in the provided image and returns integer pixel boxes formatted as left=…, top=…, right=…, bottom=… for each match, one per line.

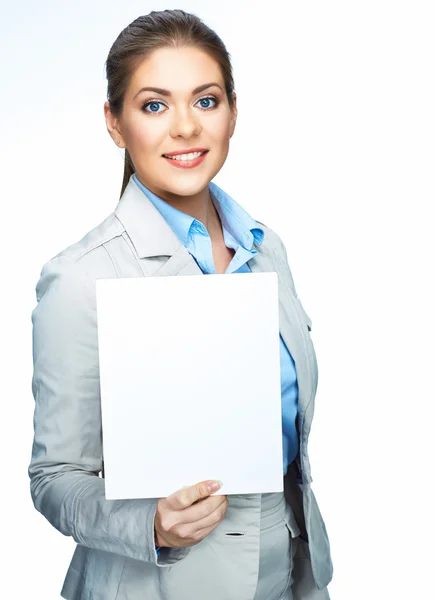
left=120, top=149, right=135, bottom=199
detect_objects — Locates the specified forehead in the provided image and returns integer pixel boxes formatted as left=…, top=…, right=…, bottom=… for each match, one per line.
left=128, top=46, right=223, bottom=95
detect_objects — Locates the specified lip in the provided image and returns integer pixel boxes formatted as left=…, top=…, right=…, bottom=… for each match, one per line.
left=163, top=151, right=208, bottom=169
left=162, top=147, right=208, bottom=157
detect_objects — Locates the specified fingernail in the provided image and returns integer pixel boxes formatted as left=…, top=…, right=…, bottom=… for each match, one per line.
left=207, top=480, right=222, bottom=492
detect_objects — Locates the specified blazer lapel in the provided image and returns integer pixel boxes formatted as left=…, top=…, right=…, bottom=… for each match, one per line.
left=152, top=245, right=203, bottom=278
left=115, top=176, right=203, bottom=278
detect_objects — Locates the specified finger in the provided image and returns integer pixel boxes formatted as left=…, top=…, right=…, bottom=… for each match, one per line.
left=175, top=499, right=228, bottom=541
left=166, top=480, right=222, bottom=510
left=177, top=495, right=228, bottom=526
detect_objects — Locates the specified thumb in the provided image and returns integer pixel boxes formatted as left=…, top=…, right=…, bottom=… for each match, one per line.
left=166, top=480, right=222, bottom=510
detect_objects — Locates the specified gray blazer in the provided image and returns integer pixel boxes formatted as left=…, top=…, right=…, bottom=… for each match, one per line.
left=29, top=174, right=333, bottom=600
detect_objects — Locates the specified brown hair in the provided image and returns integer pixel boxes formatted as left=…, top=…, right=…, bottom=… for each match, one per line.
left=105, top=9, right=236, bottom=198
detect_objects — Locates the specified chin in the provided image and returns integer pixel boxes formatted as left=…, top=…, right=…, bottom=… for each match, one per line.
left=160, top=171, right=217, bottom=195
left=164, top=181, right=210, bottom=197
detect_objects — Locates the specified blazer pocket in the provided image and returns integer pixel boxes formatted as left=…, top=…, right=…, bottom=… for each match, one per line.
left=157, top=532, right=256, bottom=600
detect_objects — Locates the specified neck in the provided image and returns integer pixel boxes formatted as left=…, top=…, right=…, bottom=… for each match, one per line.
left=167, top=192, right=215, bottom=230
left=135, top=175, right=222, bottom=236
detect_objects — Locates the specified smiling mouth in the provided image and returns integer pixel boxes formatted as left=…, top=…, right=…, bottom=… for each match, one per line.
left=162, top=150, right=208, bottom=161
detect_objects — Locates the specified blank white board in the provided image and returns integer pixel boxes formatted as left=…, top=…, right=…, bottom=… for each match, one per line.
left=96, top=272, right=283, bottom=499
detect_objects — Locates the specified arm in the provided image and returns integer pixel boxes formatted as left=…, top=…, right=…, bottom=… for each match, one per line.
left=28, top=255, right=190, bottom=566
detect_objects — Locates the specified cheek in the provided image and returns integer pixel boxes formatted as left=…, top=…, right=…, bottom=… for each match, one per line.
left=128, top=126, right=153, bottom=149
left=130, top=132, right=151, bottom=152
left=209, top=116, right=232, bottom=144
left=124, top=114, right=162, bottom=150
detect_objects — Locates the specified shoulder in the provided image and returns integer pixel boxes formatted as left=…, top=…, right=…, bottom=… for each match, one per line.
left=35, top=211, right=126, bottom=295
left=33, top=210, right=128, bottom=309
left=254, top=219, right=289, bottom=262
left=254, top=219, right=298, bottom=296
left=50, top=211, right=124, bottom=270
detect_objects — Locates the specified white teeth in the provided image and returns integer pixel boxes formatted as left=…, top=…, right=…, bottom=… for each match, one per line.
left=164, top=151, right=205, bottom=161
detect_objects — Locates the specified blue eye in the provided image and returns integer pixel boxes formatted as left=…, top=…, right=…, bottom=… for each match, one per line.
left=198, top=97, right=217, bottom=109
left=141, top=95, right=220, bottom=114
left=144, top=101, right=164, bottom=113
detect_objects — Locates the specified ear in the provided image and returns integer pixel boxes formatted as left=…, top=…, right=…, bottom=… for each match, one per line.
left=104, top=101, right=126, bottom=148
left=229, top=93, right=238, bottom=139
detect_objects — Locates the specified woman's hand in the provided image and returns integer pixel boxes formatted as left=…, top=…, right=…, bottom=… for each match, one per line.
left=154, top=480, right=228, bottom=548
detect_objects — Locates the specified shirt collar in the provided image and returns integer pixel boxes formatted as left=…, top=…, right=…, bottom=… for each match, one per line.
left=133, top=174, right=264, bottom=250
left=208, top=181, right=264, bottom=250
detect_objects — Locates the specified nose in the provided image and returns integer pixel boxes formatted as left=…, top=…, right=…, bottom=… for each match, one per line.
left=169, top=107, right=202, bottom=138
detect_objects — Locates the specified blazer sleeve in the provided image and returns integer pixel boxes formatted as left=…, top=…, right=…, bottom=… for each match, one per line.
left=28, top=255, right=190, bottom=566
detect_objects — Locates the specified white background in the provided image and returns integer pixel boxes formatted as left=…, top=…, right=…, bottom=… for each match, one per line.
left=1, top=1, right=434, bottom=598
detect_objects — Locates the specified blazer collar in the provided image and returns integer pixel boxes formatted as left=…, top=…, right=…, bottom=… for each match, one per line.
left=115, top=174, right=183, bottom=258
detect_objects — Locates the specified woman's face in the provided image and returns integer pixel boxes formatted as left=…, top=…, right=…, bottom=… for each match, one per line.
left=105, top=46, right=237, bottom=204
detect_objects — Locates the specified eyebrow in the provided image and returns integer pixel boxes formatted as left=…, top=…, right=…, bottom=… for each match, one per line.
left=133, top=82, right=223, bottom=100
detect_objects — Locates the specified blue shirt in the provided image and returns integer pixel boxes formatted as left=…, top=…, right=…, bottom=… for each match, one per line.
left=133, top=174, right=299, bottom=475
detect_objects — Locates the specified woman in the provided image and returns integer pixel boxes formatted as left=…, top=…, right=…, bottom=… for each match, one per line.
left=29, top=9, right=333, bottom=600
